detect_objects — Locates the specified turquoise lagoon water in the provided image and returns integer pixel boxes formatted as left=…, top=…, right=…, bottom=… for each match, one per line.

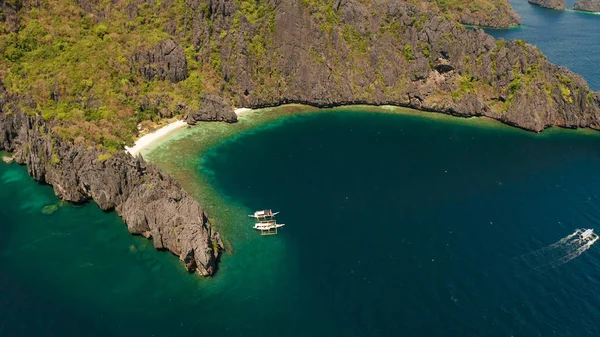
left=4, top=2, right=600, bottom=336
left=4, top=110, right=600, bottom=336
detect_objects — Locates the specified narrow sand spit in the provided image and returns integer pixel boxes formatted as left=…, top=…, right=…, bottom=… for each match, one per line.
left=125, top=120, right=188, bottom=157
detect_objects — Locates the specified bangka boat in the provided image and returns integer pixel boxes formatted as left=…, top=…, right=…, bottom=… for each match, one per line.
left=254, top=222, right=286, bottom=230
left=254, top=221, right=285, bottom=235
left=250, top=209, right=285, bottom=235
left=579, top=228, right=597, bottom=241
left=248, top=209, right=279, bottom=219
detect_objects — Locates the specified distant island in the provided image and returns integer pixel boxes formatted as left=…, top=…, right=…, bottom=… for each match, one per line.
left=574, top=0, right=600, bottom=12
left=529, top=0, right=600, bottom=13
left=1, top=0, right=600, bottom=275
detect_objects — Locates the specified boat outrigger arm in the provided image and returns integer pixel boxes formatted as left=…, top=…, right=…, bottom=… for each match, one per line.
left=576, top=228, right=599, bottom=242
left=249, top=209, right=284, bottom=235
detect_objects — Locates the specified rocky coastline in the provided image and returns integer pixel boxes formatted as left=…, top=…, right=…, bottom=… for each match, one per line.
left=0, top=105, right=224, bottom=277
left=204, top=1, right=600, bottom=133
left=3, top=0, right=600, bottom=277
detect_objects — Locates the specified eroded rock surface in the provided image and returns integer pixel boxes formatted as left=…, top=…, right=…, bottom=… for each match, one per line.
left=186, top=94, right=237, bottom=124
left=0, top=107, right=222, bottom=276
left=193, top=0, right=600, bottom=132
left=132, top=39, right=188, bottom=83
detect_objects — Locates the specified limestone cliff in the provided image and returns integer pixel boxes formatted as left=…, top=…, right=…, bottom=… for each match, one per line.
left=574, top=0, right=600, bottom=12
left=0, top=91, right=223, bottom=276
left=405, top=0, right=521, bottom=28
left=528, top=0, right=566, bottom=10
left=197, top=0, right=600, bottom=132
left=3, top=0, right=600, bottom=278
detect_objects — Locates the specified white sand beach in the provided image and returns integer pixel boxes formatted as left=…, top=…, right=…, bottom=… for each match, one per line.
left=234, top=108, right=254, bottom=116
left=125, top=120, right=188, bottom=157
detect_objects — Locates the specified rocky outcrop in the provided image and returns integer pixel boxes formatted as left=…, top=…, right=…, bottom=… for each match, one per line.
left=458, top=5, right=521, bottom=28
left=574, top=0, right=600, bottom=12
left=188, top=0, right=600, bottom=132
left=528, top=0, right=566, bottom=10
left=0, top=106, right=223, bottom=276
left=186, top=94, right=238, bottom=125
left=402, top=0, right=520, bottom=28
left=131, top=39, right=188, bottom=83
left=0, top=0, right=22, bottom=33
left=190, top=0, right=600, bottom=132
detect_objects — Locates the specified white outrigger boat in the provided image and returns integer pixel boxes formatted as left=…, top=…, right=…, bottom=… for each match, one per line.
left=577, top=228, right=599, bottom=245
left=254, top=221, right=285, bottom=235
left=250, top=209, right=285, bottom=235
left=248, top=209, right=279, bottom=220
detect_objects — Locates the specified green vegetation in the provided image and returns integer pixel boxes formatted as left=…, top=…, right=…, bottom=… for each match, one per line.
left=405, top=0, right=518, bottom=27
left=342, top=25, right=369, bottom=53
left=0, top=0, right=235, bottom=149
left=97, top=153, right=112, bottom=162
left=452, top=75, right=477, bottom=99
left=556, top=73, right=574, bottom=103
left=50, top=153, right=60, bottom=166
left=300, top=0, right=340, bottom=33
left=402, top=45, right=415, bottom=62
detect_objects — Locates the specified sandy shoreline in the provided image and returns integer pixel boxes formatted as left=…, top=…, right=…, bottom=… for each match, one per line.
left=234, top=108, right=254, bottom=116
left=125, top=120, right=188, bottom=157
left=125, top=108, right=257, bottom=157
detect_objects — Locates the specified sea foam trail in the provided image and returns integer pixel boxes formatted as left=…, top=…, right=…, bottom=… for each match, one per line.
left=125, top=120, right=187, bottom=157
left=519, top=230, right=598, bottom=272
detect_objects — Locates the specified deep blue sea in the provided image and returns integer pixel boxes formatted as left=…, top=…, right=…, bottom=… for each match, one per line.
left=3, top=2, right=600, bottom=336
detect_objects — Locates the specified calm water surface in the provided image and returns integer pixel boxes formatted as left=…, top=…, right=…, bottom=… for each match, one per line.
left=3, top=2, right=600, bottom=336
left=486, top=0, right=600, bottom=90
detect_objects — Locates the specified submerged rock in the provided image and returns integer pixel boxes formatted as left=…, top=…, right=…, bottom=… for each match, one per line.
left=41, top=204, right=59, bottom=215
left=574, top=0, right=600, bottom=12
left=528, top=0, right=566, bottom=10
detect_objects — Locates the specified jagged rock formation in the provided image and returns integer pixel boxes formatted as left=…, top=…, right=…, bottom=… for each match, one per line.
left=131, top=39, right=189, bottom=83
left=192, top=0, right=600, bottom=132
left=528, top=0, right=566, bottom=10
left=186, top=94, right=238, bottom=124
left=3, top=0, right=600, bottom=278
left=0, top=99, right=223, bottom=276
left=458, top=7, right=521, bottom=28
left=574, top=0, right=600, bottom=12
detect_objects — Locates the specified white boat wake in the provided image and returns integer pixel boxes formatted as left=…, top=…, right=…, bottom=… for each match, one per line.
left=519, top=229, right=598, bottom=272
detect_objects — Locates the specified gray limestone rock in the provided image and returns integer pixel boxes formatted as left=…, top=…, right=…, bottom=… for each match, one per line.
left=186, top=94, right=238, bottom=125
left=0, top=109, right=222, bottom=277
left=132, top=39, right=189, bottom=83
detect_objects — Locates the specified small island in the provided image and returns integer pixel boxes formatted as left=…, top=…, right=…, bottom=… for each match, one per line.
left=574, top=0, right=600, bottom=12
